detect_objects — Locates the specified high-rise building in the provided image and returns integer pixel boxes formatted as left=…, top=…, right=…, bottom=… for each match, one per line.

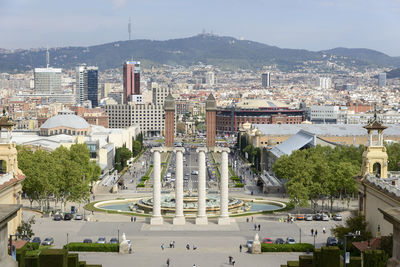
left=378, top=72, right=387, bottom=88
left=87, top=67, right=99, bottom=107
left=319, top=77, right=332, bottom=90
left=123, top=61, right=140, bottom=103
left=261, top=73, right=271, bottom=87
left=205, top=71, right=215, bottom=86
left=34, top=68, right=62, bottom=94
left=76, top=65, right=99, bottom=107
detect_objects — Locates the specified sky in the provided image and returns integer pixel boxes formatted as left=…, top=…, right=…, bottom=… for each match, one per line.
left=0, top=0, right=400, bottom=56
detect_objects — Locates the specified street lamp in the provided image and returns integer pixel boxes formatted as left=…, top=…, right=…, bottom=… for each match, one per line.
left=299, top=228, right=302, bottom=244
left=67, top=233, right=69, bottom=250
left=343, top=231, right=360, bottom=267
left=118, top=229, right=120, bottom=243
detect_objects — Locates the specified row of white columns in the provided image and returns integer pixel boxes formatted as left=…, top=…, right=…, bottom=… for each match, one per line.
left=150, top=146, right=231, bottom=225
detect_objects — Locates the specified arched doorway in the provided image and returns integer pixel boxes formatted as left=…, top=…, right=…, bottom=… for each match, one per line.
left=373, top=162, right=381, bottom=178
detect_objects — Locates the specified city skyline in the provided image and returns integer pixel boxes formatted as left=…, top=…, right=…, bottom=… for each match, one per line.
left=1, top=0, right=400, bottom=56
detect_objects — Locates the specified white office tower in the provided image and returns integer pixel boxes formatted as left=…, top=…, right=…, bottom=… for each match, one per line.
left=319, top=77, right=332, bottom=90
left=76, top=65, right=88, bottom=105
left=34, top=68, right=62, bottom=94
left=205, top=71, right=215, bottom=86
left=262, top=72, right=271, bottom=87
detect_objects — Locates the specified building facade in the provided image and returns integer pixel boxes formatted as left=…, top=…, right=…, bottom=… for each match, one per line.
left=378, top=72, right=387, bottom=88
left=123, top=61, right=140, bottom=103
left=261, top=72, right=271, bottom=87
left=34, top=68, right=62, bottom=94
left=76, top=65, right=98, bottom=107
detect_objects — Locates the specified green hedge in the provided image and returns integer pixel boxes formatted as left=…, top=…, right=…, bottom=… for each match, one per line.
left=63, top=243, right=119, bottom=252
left=67, top=253, right=79, bottom=267
left=313, top=249, right=322, bottom=267
left=261, top=243, right=314, bottom=252
left=234, top=182, right=244, bottom=188
left=141, top=176, right=150, bottom=182
left=231, top=176, right=240, bottom=182
left=25, top=255, right=40, bottom=267
left=363, top=250, right=388, bottom=267
left=136, top=182, right=145, bottom=187
left=347, top=256, right=362, bottom=267
left=39, top=249, right=68, bottom=267
left=287, top=261, right=300, bottom=267
left=321, top=246, right=340, bottom=267
left=299, top=255, right=313, bottom=267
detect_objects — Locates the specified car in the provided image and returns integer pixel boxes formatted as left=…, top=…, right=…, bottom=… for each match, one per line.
left=42, top=237, right=54, bottom=246
left=63, top=213, right=73, bottom=220
left=246, top=240, right=253, bottom=249
left=286, top=237, right=296, bottom=244
left=109, top=238, right=119, bottom=244
left=83, top=239, right=92, bottom=243
left=322, top=214, right=330, bottom=221
left=333, top=214, right=342, bottom=221
left=296, top=214, right=304, bottom=220
left=275, top=238, right=285, bottom=244
left=53, top=214, right=63, bottom=221
left=262, top=238, right=273, bottom=244
left=326, top=237, right=338, bottom=246
left=96, top=237, right=106, bottom=244
left=305, top=214, right=313, bottom=221
left=314, top=214, right=322, bottom=221
left=32, top=237, right=41, bottom=244
left=74, top=214, right=83, bottom=220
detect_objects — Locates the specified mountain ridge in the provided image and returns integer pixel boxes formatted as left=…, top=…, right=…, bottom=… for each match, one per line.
left=1, top=34, right=400, bottom=73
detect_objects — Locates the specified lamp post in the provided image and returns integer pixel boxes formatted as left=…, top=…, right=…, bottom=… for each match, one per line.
left=118, top=229, right=120, bottom=243
left=313, top=234, right=316, bottom=248
left=343, top=231, right=360, bottom=267
left=299, top=228, right=302, bottom=243
left=67, top=233, right=69, bottom=250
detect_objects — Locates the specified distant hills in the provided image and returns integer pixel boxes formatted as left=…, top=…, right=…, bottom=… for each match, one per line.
left=1, top=34, right=400, bottom=73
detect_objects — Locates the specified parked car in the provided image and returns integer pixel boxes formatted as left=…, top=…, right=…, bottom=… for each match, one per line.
left=333, top=214, right=342, bottom=221
left=96, top=237, right=106, bottom=244
left=286, top=237, right=296, bottom=244
left=53, top=214, right=63, bottom=221
left=305, top=214, right=313, bottom=221
left=314, top=214, right=322, bottom=221
left=109, top=238, right=119, bottom=244
left=262, top=238, right=273, bottom=244
left=326, top=237, right=338, bottom=246
left=83, top=239, right=92, bottom=243
left=275, top=238, right=285, bottom=244
left=322, top=214, right=330, bottom=221
left=296, top=214, right=304, bottom=220
left=74, top=214, right=83, bottom=220
left=32, top=237, right=41, bottom=244
left=42, top=237, right=54, bottom=246
left=246, top=240, right=253, bottom=249
left=63, top=213, right=73, bottom=221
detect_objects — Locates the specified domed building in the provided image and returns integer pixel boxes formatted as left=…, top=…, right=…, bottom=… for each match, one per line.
left=39, top=109, right=90, bottom=136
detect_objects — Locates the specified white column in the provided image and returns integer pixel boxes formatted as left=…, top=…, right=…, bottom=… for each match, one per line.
left=369, top=132, right=373, bottom=146
left=218, top=148, right=230, bottom=225
left=173, top=148, right=185, bottom=225
left=150, top=148, right=163, bottom=225
left=196, top=147, right=208, bottom=225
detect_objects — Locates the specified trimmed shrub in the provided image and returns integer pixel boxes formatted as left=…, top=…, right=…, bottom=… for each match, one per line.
left=287, top=261, right=300, bottom=267
left=234, top=182, right=244, bottom=188
left=261, top=243, right=314, bottom=252
left=230, top=176, right=240, bottom=182
left=141, top=176, right=150, bottom=182
left=39, top=249, right=68, bottom=267
left=67, top=253, right=79, bottom=267
left=321, top=246, right=340, bottom=267
left=136, top=182, right=145, bottom=188
left=363, top=250, right=388, bottom=267
left=79, top=261, right=86, bottom=267
left=16, top=246, right=26, bottom=267
left=25, top=255, right=40, bottom=267
left=299, top=255, right=313, bottom=267
left=312, top=248, right=322, bottom=267
left=64, top=243, right=119, bottom=252
left=347, top=256, right=362, bottom=267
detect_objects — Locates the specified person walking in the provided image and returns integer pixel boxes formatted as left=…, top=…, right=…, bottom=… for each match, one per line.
left=229, top=256, right=233, bottom=264
left=239, top=244, right=242, bottom=252
left=258, top=224, right=261, bottom=231
left=166, top=258, right=170, bottom=267
left=131, top=216, right=133, bottom=222
left=186, top=243, right=190, bottom=250
left=232, top=259, right=236, bottom=266
left=134, top=216, right=136, bottom=222
left=251, top=216, right=254, bottom=222
left=254, top=223, right=257, bottom=231
left=315, top=229, right=318, bottom=236
left=323, top=227, right=326, bottom=234
left=161, top=243, right=165, bottom=250
left=173, top=241, right=175, bottom=248
left=246, top=217, right=249, bottom=223
left=311, top=228, right=314, bottom=236
left=193, top=244, right=197, bottom=250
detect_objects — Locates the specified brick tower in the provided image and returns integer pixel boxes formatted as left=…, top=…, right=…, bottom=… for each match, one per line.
left=206, top=93, right=217, bottom=147
left=164, top=93, right=175, bottom=147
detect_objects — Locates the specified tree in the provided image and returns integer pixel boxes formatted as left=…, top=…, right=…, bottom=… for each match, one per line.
left=115, top=147, right=132, bottom=172
left=132, top=140, right=142, bottom=157
left=176, top=122, right=186, bottom=134
left=386, top=142, right=400, bottom=171
left=17, top=216, right=35, bottom=239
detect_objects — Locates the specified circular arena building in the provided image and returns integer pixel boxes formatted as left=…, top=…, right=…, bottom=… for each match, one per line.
left=39, top=109, right=90, bottom=136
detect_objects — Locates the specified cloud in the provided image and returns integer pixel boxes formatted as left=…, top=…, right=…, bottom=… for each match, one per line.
left=110, top=0, right=127, bottom=8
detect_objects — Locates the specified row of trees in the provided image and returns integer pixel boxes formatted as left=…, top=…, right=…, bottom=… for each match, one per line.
left=115, top=133, right=144, bottom=172
left=272, top=145, right=364, bottom=211
left=18, top=144, right=101, bottom=212
left=237, top=133, right=262, bottom=171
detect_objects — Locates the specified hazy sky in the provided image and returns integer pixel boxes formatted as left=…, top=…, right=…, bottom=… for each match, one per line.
left=1, top=0, right=400, bottom=56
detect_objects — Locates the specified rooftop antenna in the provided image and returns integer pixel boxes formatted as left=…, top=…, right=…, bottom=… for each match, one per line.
left=46, top=46, right=50, bottom=68
left=128, top=17, right=131, bottom=41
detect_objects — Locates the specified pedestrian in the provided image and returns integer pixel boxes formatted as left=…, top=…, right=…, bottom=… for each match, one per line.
left=170, top=241, right=173, bottom=248
left=315, top=229, right=318, bottom=236
left=173, top=241, right=175, bottom=248
left=193, top=265, right=196, bottom=267
left=131, top=216, right=133, bottom=222
left=258, top=224, right=261, bottom=231
left=246, top=217, right=249, bottom=223
left=254, top=223, right=257, bottom=231
left=161, top=243, right=165, bottom=250
left=229, top=256, right=233, bottom=264
left=323, top=227, right=326, bottom=234
left=186, top=243, right=190, bottom=250
left=166, top=258, right=170, bottom=267
left=134, top=216, right=136, bottom=222
left=311, top=228, right=314, bottom=236
left=239, top=244, right=242, bottom=252
left=232, top=259, right=235, bottom=266
left=251, top=216, right=254, bottom=222
left=193, top=244, right=197, bottom=250
left=129, top=246, right=132, bottom=254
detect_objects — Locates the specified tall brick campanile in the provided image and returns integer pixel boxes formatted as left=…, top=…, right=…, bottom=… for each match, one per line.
left=164, top=93, right=175, bottom=147
left=206, top=93, right=217, bottom=147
